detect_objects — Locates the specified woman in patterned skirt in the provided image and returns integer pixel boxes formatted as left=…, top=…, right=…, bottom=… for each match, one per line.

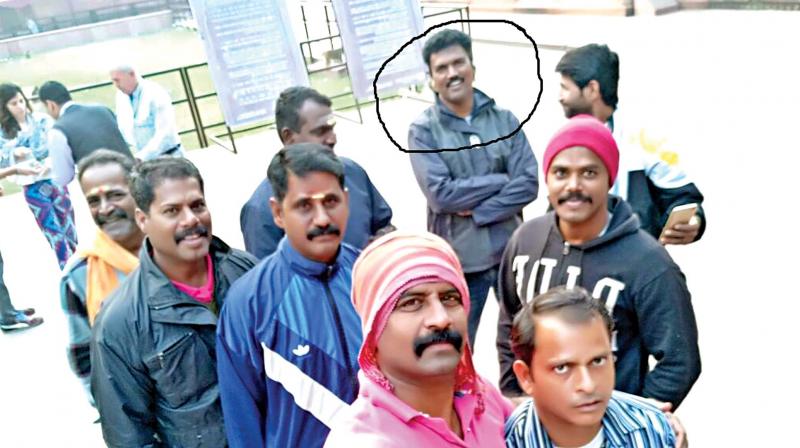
left=0, top=83, right=77, bottom=269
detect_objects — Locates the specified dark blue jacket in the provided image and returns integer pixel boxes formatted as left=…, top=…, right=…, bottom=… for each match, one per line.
left=408, top=89, right=538, bottom=273
left=216, top=238, right=362, bottom=447
left=240, top=156, right=392, bottom=259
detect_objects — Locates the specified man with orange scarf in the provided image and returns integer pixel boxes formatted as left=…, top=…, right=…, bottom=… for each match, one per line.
left=60, top=149, right=142, bottom=405
left=324, top=232, right=513, bottom=447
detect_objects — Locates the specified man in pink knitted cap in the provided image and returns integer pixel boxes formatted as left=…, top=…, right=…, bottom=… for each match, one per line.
left=496, top=115, right=701, bottom=413
left=324, top=231, right=513, bottom=447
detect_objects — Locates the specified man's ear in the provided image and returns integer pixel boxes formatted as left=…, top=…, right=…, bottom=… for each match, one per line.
left=584, top=79, right=601, bottom=102
left=512, top=360, right=536, bottom=396
left=279, top=128, right=294, bottom=145
left=134, top=208, right=148, bottom=233
left=269, top=197, right=285, bottom=230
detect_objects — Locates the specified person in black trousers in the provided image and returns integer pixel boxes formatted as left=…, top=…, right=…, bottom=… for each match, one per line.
left=0, top=165, right=44, bottom=331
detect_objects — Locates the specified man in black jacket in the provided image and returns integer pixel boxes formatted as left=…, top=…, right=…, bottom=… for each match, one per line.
left=90, top=157, right=257, bottom=447
left=496, top=115, right=701, bottom=410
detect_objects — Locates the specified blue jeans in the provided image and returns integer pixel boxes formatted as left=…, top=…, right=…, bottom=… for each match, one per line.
left=465, top=266, right=498, bottom=349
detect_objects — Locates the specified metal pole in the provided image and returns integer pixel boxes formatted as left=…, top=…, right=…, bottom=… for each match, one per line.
left=179, top=66, right=208, bottom=148
left=227, top=126, right=238, bottom=154
left=324, top=4, right=335, bottom=51
left=341, top=56, right=363, bottom=124
left=301, top=5, right=313, bottom=61
left=353, top=95, right=363, bottom=124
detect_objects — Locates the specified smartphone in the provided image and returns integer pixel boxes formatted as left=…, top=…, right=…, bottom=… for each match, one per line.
left=659, top=203, right=698, bottom=240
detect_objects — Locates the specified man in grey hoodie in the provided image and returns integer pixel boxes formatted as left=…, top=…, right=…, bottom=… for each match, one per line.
left=408, top=29, right=539, bottom=346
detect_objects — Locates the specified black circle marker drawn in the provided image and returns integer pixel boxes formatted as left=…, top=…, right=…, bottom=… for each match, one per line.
left=373, top=19, right=542, bottom=154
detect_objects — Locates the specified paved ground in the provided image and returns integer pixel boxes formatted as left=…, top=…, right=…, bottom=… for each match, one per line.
left=1, top=8, right=798, bottom=446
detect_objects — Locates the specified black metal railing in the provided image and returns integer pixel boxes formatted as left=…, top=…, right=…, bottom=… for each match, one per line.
left=40, top=2, right=470, bottom=153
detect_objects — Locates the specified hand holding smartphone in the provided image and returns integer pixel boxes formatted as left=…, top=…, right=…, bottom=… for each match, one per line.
left=659, top=203, right=698, bottom=240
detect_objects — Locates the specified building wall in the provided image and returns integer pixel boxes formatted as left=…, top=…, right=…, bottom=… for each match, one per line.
left=30, top=1, right=167, bottom=19
left=680, top=0, right=800, bottom=8
left=0, top=10, right=173, bottom=59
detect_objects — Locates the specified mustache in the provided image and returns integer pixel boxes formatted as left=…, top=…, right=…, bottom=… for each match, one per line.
left=95, top=207, right=131, bottom=226
left=413, top=329, right=464, bottom=358
left=447, top=76, right=465, bottom=87
left=174, top=225, right=209, bottom=244
left=306, top=224, right=341, bottom=241
left=558, top=192, right=593, bottom=205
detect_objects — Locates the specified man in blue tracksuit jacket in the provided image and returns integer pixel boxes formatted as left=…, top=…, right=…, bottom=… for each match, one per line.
left=217, top=143, right=362, bottom=447
left=240, top=86, right=394, bottom=259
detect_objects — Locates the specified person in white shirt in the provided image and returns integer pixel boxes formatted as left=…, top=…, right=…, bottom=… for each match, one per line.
left=110, top=64, right=183, bottom=161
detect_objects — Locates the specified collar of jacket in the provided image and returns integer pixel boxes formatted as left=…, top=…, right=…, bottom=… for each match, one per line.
left=138, top=235, right=232, bottom=325
left=433, top=88, right=495, bottom=128
left=549, top=195, right=641, bottom=250
left=276, top=236, right=343, bottom=280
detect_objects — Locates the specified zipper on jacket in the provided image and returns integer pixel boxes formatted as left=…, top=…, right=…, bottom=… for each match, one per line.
left=322, top=266, right=356, bottom=386
left=563, top=241, right=571, bottom=255
left=157, top=331, right=194, bottom=369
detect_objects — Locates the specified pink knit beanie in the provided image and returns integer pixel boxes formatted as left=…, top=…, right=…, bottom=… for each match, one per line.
left=543, top=114, right=619, bottom=187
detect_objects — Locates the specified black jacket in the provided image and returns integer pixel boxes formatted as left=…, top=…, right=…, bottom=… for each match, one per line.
left=496, top=196, right=701, bottom=408
left=53, top=103, right=131, bottom=162
left=91, top=236, right=256, bottom=447
left=626, top=169, right=706, bottom=241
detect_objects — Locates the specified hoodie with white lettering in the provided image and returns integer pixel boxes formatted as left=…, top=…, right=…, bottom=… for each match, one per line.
left=496, top=196, right=700, bottom=409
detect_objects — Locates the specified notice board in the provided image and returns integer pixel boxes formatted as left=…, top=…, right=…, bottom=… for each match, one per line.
left=188, top=0, right=309, bottom=127
left=331, top=0, right=426, bottom=100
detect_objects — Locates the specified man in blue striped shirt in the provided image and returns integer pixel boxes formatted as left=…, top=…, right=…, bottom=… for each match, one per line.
left=505, top=286, right=684, bottom=448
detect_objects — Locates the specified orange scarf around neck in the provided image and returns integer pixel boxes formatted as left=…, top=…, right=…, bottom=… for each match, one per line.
left=79, top=229, right=140, bottom=325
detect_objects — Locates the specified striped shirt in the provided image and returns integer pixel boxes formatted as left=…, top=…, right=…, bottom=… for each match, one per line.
left=505, top=391, right=676, bottom=448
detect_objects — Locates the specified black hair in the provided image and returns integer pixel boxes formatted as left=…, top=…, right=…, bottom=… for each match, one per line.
left=77, top=149, right=135, bottom=183
left=556, top=44, right=619, bottom=110
left=0, top=83, right=31, bottom=139
left=422, top=29, right=473, bottom=72
left=511, top=286, right=614, bottom=367
left=275, top=87, right=332, bottom=143
left=267, top=142, right=345, bottom=202
left=129, top=157, right=204, bottom=213
left=37, top=80, right=72, bottom=105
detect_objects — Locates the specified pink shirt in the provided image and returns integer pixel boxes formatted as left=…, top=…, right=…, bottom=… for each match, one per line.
left=171, top=254, right=214, bottom=304
left=324, top=372, right=513, bottom=447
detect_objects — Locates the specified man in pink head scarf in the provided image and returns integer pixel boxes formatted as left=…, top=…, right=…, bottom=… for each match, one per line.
left=324, top=231, right=513, bottom=447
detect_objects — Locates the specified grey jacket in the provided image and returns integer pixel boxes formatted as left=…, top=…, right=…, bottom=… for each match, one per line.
left=408, top=89, right=539, bottom=272
left=90, top=236, right=257, bottom=447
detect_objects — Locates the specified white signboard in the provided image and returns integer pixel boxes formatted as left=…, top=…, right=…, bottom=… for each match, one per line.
left=189, top=0, right=309, bottom=127
left=331, top=0, right=426, bottom=100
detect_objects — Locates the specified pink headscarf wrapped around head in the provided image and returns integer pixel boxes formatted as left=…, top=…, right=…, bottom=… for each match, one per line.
left=351, top=231, right=482, bottom=405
